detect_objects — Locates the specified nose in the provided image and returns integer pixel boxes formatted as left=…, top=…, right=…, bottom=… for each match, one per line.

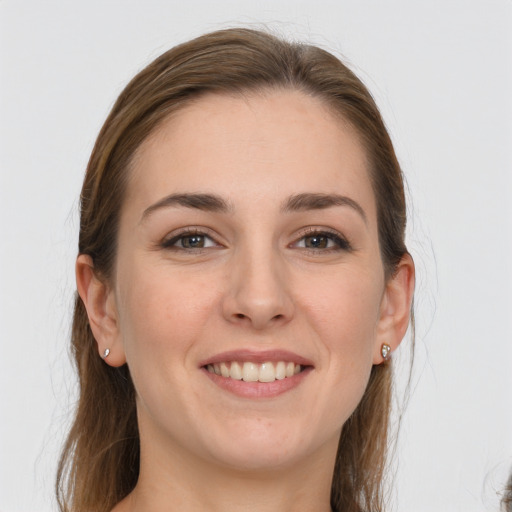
left=222, top=246, right=294, bottom=330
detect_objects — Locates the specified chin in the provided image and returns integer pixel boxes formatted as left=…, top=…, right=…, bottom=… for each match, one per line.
left=198, top=419, right=330, bottom=473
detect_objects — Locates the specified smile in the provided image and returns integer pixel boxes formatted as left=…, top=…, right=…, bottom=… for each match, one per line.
left=200, top=350, right=313, bottom=398
left=205, top=361, right=302, bottom=383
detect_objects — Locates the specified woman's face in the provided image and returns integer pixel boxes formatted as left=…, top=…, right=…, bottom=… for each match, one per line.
left=105, top=90, right=403, bottom=471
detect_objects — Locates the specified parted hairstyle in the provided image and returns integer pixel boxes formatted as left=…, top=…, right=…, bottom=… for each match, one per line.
left=57, top=27, right=411, bottom=512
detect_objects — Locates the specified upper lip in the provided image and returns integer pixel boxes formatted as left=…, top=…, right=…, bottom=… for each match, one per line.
left=198, top=349, right=314, bottom=368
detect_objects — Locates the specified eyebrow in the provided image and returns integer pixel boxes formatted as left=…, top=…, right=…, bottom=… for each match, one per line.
left=141, top=193, right=232, bottom=222
left=282, top=193, right=367, bottom=224
left=140, top=191, right=367, bottom=224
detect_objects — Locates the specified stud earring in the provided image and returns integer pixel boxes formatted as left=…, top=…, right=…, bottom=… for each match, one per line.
left=102, top=348, right=110, bottom=359
left=381, top=344, right=391, bottom=360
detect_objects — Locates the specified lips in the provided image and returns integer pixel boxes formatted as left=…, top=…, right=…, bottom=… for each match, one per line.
left=199, top=350, right=313, bottom=397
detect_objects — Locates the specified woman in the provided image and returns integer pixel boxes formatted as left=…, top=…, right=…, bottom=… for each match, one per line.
left=57, top=28, right=415, bottom=512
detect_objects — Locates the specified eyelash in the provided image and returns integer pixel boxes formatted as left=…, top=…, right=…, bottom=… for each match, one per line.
left=161, top=228, right=352, bottom=253
left=161, top=229, right=219, bottom=251
left=292, top=228, right=352, bottom=253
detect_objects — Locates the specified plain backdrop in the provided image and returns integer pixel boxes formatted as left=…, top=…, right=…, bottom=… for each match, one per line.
left=1, top=1, right=511, bottom=511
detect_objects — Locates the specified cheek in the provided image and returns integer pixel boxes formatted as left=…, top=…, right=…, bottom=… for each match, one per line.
left=115, top=268, right=224, bottom=426
left=302, top=268, right=382, bottom=343
left=284, top=272, right=382, bottom=440
left=116, top=265, right=221, bottom=364
left=299, top=268, right=383, bottom=391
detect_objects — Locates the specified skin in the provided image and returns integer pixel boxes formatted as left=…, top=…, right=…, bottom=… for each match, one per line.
left=77, top=90, right=414, bottom=512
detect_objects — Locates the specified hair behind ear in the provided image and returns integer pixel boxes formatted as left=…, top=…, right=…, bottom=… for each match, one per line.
left=57, top=294, right=139, bottom=511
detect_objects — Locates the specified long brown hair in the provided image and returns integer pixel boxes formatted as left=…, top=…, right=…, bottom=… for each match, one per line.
left=57, top=28, right=410, bottom=512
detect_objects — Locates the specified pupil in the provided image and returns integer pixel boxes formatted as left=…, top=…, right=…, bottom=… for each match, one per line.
left=306, top=235, right=327, bottom=248
left=183, top=235, right=204, bottom=248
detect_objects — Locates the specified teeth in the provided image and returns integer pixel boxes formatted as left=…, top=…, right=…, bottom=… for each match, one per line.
left=220, top=362, right=230, bottom=378
left=230, top=361, right=243, bottom=380
left=275, top=361, right=286, bottom=380
left=258, top=362, right=275, bottom=382
left=206, top=361, right=303, bottom=382
left=242, top=362, right=259, bottom=382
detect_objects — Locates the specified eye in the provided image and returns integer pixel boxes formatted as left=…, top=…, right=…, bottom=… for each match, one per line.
left=162, top=230, right=219, bottom=250
left=292, top=230, right=352, bottom=252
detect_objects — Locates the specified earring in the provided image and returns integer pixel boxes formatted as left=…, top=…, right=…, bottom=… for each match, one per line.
left=381, top=344, right=391, bottom=360
left=102, top=348, right=110, bottom=359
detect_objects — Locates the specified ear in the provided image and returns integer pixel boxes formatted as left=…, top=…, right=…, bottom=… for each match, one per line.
left=373, top=253, right=415, bottom=364
left=76, top=254, right=126, bottom=367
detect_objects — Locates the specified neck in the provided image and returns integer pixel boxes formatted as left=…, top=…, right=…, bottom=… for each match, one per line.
left=113, top=424, right=337, bottom=512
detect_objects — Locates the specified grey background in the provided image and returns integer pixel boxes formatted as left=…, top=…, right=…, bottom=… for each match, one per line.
left=1, top=1, right=511, bottom=511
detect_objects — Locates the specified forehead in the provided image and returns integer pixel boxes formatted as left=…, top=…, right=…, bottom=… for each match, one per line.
left=127, top=90, right=376, bottom=220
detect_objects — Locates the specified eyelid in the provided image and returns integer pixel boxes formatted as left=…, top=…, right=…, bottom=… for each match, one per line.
left=161, top=227, right=223, bottom=250
left=159, top=225, right=352, bottom=252
left=290, top=227, right=353, bottom=252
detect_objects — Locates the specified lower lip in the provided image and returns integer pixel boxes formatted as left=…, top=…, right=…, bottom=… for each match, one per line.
left=202, top=367, right=312, bottom=399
